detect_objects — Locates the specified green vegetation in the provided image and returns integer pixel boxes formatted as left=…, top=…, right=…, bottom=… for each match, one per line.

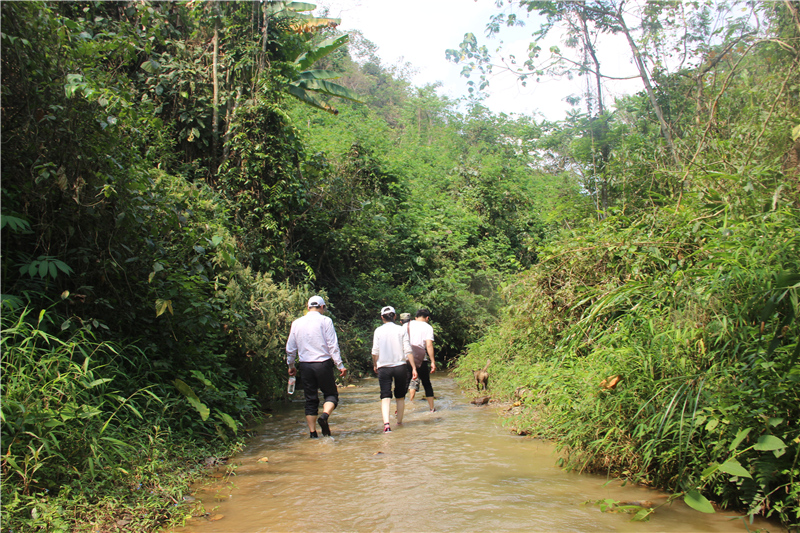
left=452, top=0, right=800, bottom=528
left=1, top=0, right=798, bottom=530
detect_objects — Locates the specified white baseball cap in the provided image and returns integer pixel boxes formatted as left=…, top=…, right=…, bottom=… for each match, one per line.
left=308, top=296, right=326, bottom=308
left=380, top=306, right=395, bottom=315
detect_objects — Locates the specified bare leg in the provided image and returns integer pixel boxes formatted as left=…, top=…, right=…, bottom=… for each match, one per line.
left=381, top=398, right=392, bottom=425
left=305, top=415, right=317, bottom=433
left=307, top=402, right=335, bottom=434
left=426, top=396, right=435, bottom=411
left=408, top=388, right=416, bottom=402
left=396, top=398, right=405, bottom=425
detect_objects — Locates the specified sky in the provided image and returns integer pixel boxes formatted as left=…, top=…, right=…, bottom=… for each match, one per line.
left=314, top=0, right=644, bottom=121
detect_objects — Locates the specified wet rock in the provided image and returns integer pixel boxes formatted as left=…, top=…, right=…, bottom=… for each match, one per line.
left=257, top=457, right=269, bottom=463
left=471, top=396, right=490, bottom=405
left=204, top=456, right=228, bottom=468
left=209, top=514, right=224, bottom=521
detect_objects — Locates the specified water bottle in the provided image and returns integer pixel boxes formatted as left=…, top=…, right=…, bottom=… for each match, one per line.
left=287, top=376, right=296, bottom=395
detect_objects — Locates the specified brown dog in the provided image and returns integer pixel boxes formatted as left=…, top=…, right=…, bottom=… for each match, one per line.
left=474, top=359, right=490, bottom=391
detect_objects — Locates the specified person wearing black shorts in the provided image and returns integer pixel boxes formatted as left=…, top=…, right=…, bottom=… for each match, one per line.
left=371, top=306, right=416, bottom=433
left=286, top=296, right=347, bottom=438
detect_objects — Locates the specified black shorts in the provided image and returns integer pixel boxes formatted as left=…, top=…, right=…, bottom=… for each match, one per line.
left=408, top=360, right=434, bottom=398
left=298, top=359, right=339, bottom=415
left=377, top=365, right=408, bottom=399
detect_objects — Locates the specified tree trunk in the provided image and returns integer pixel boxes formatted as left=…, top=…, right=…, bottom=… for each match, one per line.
left=578, top=9, right=604, bottom=115
left=617, top=13, right=681, bottom=168
left=212, top=2, right=220, bottom=179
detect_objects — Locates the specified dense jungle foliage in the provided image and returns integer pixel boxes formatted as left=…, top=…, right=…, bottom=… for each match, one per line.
left=1, top=0, right=798, bottom=531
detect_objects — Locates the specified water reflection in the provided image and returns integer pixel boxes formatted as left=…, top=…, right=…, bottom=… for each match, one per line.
left=171, top=374, right=782, bottom=533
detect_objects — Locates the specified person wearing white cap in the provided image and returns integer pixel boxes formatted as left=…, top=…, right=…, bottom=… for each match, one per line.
left=371, top=306, right=417, bottom=433
left=286, top=295, right=347, bottom=438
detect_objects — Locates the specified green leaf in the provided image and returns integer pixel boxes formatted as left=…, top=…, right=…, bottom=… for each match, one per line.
left=54, top=260, right=73, bottom=275
left=1, top=215, right=32, bottom=232
left=293, top=78, right=362, bottom=102
left=140, top=59, right=161, bottom=73
left=217, top=411, right=238, bottom=433
left=701, top=463, right=719, bottom=477
left=173, top=378, right=199, bottom=400
left=155, top=298, right=173, bottom=317
left=684, top=490, right=715, bottom=513
left=718, top=459, right=752, bottom=479
left=294, top=34, right=349, bottom=70
left=729, top=427, right=752, bottom=451
left=84, top=378, right=113, bottom=389
left=187, top=396, right=210, bottom=421
left=297, top=69, right=342, bottom=80
left=754, top=435, right=785, bottom=451
left=190, top=370, right=216, bottom=390
left=286, top=84, right=338, bottom=114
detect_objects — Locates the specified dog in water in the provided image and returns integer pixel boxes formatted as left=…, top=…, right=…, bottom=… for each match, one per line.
left=474, top=359, right=490, bottom=391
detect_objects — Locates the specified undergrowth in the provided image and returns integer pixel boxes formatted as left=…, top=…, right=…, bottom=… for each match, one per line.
left=0, top=305, right=247, bottom=532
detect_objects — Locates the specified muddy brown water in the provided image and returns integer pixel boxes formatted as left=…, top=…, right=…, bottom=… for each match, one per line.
left=170, top=374, right=782, bottom=533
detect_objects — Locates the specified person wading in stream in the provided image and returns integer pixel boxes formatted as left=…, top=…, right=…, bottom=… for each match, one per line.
left=286, top=296, right=347, bottom=438
left=372, top=306, right=416, bottom=433
left=399, top=313, right=421, bottom=401
left=406, top=308, right=437, bottom=412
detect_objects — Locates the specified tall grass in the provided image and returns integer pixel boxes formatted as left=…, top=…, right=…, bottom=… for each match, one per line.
left=0, top=305, right=243, bottom=531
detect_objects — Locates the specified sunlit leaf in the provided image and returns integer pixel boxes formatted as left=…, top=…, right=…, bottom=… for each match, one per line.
left=684, top=490, right=715, bottom=513
left=729, top=427, right=752, bottom=451
left=754, top=435, right=785, bottom=451
left=718, top=459, right=752, bottom=479
left=217, top=411, right=238, bottom=433
left=187, top=396, right=210, bottom=421
left=174, top=378, right=199, bottom=400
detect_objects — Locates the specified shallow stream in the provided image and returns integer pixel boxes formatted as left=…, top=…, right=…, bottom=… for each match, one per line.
left=170, top=374, right=781, bottom=532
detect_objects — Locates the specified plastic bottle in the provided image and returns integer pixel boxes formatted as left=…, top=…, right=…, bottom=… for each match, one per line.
left=287, top=376, right=296, bottom=395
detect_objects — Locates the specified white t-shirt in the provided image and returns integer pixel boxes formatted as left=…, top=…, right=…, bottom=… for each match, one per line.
left=408, top=320, right=434, bottom=360
left=285, top=310, right=344, bottom=369
left=371, top=322, right=412, bottom=368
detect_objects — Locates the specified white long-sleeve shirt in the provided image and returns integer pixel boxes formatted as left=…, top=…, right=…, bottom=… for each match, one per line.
left=371, top=322, right=412, bottom=368
left=286, top=310, right=344, bottom=369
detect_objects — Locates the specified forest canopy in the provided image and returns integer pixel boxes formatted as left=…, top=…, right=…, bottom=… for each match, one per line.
left=1, top=0, right=798, bottom=530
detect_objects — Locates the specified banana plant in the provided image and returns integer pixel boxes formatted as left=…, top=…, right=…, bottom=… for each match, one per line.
left=267, top=2, right=362, bottom=114
left=287, top=34, right=363, bottom=114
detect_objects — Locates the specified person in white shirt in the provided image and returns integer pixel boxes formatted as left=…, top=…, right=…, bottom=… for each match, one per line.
left=406, top=308, right=437, bottom=412
left=286, top=296, right=347, bottom=438
left=371, top=306, right=416, bottom=433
